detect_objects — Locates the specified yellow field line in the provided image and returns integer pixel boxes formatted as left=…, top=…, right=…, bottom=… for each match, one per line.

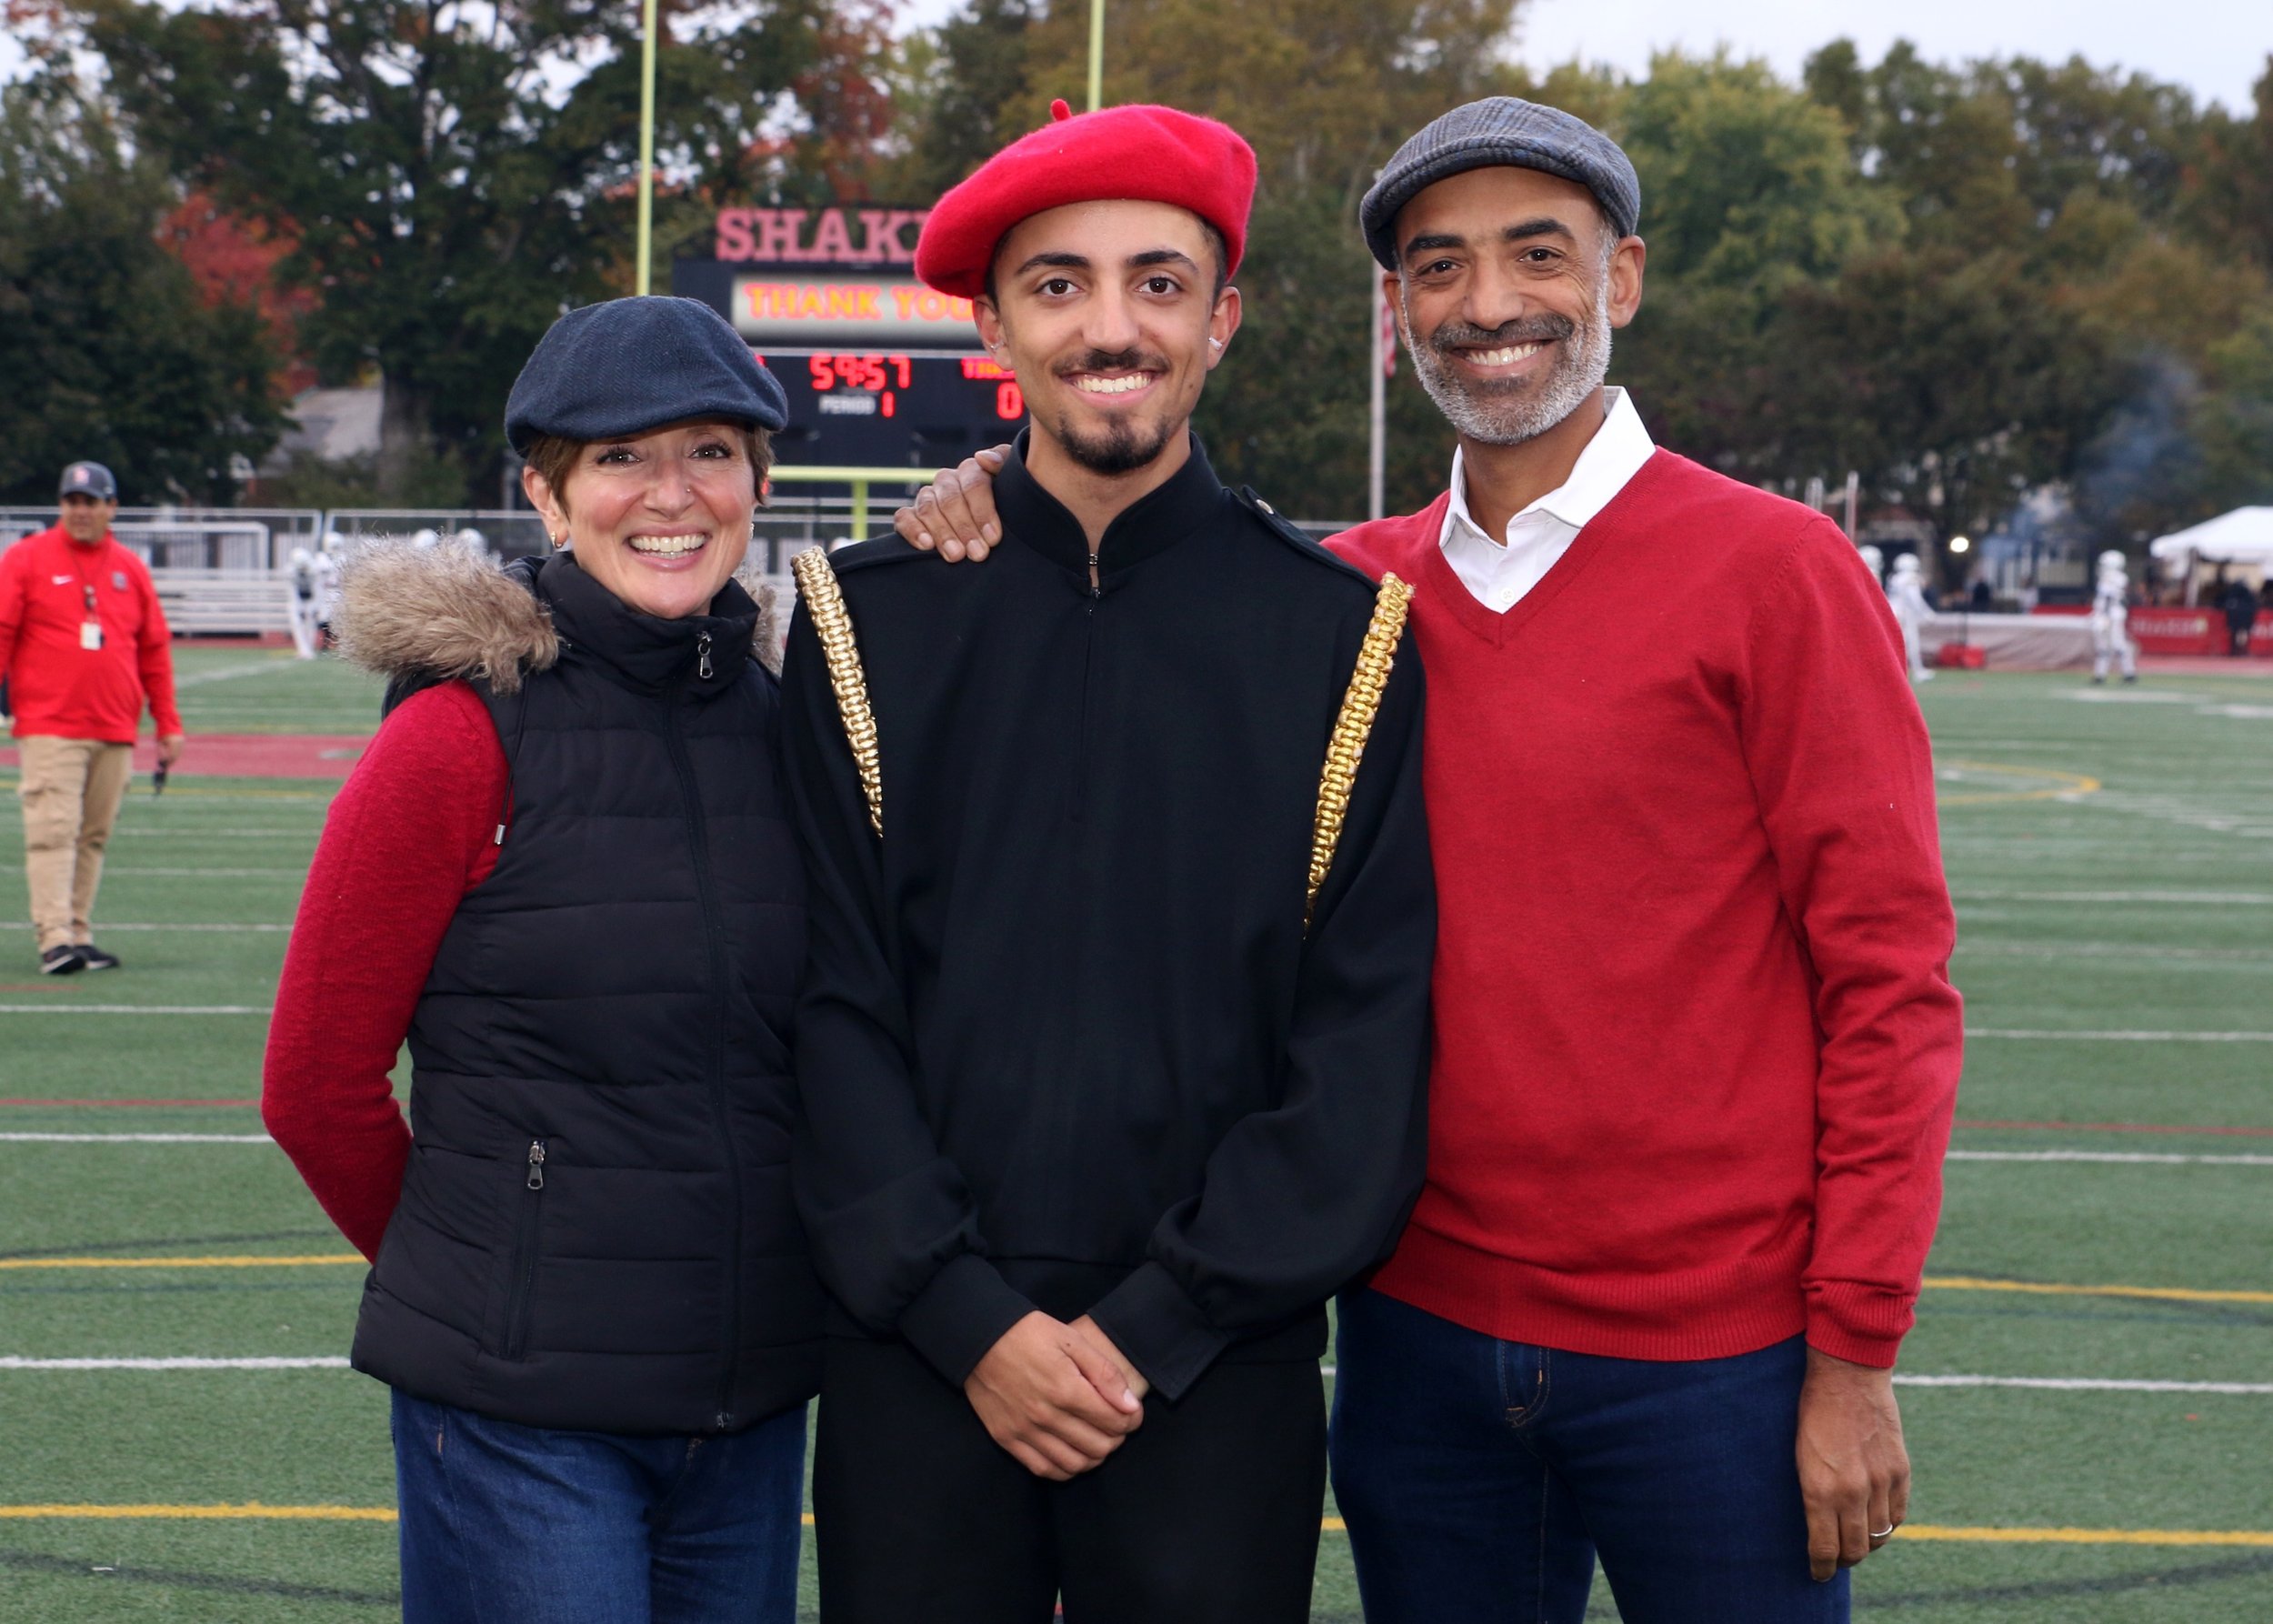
left=5, top=1507, right=2268, bottom=1547
left=1938, top=761, right=2101, bottom=806
left=0, top=1504, right=396, bottom=1522
left=1898, top=1525, right=2273, bottom=1548
left=1925, top=1275, right=2273, bottom=1306
left=9, top=1261, right=2267, bottom=1310
left=0, top=1255, right=362, bottom=1271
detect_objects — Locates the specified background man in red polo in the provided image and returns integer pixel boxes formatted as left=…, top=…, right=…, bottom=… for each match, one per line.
left=0, top=461, right=185, bottom=974
left=896, top=93, right=1962, bottom=1624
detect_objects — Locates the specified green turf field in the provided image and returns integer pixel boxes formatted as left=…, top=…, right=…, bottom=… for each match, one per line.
left=3, top=649, right=2270, bottom=1619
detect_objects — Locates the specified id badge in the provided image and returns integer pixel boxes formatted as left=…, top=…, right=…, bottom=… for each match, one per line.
left=80, top=619, right=104, bottom=651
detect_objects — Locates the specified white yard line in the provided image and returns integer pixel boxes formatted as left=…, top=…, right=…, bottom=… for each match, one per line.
left=110, top=830, right=317, bottom=839
left=1948, top=1149, right=2273, bottom=1166
left=0, top=1134, right=272, bottom=1144
left=0, top=921, right=286, bottom=932
left=1310, top=1368, right=2273, bottom=1394
left=85, top=868, right=304, bottom=878
left=1892, top=1375, right=2273, bottom=1396
left=0, top=1006, right=265, bottom=1016
left=1968, top=1028, right=2273, bottom=1042
left=1951, top=889, right=2273, bottom=905
left=0, top=1357, right=349, bottom=1370
left=171, top=660, right=302, bottom=687
left=29, top=1141, right=2246, bottom=1159
left=1956, top=942, right=2273, bottom=964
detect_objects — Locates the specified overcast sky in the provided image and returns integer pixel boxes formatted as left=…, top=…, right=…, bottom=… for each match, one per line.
left=8, top=1, right=2263, bottom=115
left=899, top=0, right=2268, bottom=115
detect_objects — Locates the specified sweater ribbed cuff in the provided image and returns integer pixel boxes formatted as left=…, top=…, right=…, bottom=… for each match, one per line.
left=1804, top=1280, right=1915, bottom=1370
left=897, top=1253, right=1036, bottom=1388
left=1087, top=1262, right=1230, bottom=1403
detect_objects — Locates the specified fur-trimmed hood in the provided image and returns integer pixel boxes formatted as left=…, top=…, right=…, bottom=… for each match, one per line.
left=332, top=540, right=783, bottom=692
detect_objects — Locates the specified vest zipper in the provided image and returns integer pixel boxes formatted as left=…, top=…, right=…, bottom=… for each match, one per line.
left=696, top=630, right=714, bottom=680
left=502, top=1137, right=546, bottom=1359
left=664, top=691, right=743, bottom=1433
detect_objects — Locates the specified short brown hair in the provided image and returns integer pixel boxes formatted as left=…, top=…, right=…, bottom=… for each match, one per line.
left=522, top=425, right=776, bottom=516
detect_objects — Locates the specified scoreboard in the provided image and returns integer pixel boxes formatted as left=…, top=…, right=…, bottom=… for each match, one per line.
left=777, top=350, right=1026, bottom=466
left=672, top=209, right=1024, bottom=470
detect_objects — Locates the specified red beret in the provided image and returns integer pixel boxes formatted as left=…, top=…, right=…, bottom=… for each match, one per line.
left=916, top=100, right=1257, bottom=300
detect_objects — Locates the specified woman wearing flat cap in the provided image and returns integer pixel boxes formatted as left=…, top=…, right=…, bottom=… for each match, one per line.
left=263, top=296, right=821, bottom=1622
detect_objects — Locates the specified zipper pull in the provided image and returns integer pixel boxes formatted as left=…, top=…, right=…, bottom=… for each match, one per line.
left=1086, top=550, right=1101, bottom=597
left=526, top=1139, right=546, bottom=1190
left=696, top=631, right=714, bottom=680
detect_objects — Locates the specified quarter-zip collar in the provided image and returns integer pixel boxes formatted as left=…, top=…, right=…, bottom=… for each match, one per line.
left=536, top=552, right=756, bottom=697
left=995, top=427, right=1226, bottom=587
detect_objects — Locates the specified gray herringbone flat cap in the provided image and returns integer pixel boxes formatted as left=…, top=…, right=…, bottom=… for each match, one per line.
left=1361, top=97, right=1641, bottom=270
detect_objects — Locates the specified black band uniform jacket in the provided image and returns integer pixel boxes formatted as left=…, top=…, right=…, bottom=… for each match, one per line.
left=781, top=435, right=1435, bottom=1401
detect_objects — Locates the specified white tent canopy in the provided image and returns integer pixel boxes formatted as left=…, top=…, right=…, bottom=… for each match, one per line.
left=2148, top=506, right=2273, bottom=566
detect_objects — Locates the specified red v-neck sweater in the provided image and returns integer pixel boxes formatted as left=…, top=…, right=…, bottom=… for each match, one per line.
left=1329, top=450, right=1961, bottom=1368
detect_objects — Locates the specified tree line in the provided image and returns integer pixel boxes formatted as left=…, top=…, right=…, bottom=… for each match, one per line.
left=4, top=0, right=2268, bottom=549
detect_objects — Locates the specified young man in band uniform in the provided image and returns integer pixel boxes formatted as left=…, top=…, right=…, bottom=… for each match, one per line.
left=780, top=102, right=1435, bottom=1624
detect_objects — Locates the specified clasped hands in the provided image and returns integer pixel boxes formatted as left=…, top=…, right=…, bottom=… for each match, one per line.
left=964, top=1311, right=1148, bottom=1480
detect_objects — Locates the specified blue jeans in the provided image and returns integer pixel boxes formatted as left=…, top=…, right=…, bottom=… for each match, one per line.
left=392, top=1390, right=806, bottom=1624
left=1329, top=1290, right=1847, bottom=1624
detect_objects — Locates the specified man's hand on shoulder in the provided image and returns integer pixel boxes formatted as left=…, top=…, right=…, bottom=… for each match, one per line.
left=1797, top=1345, right=1909, bottom=1582
left=964, top=1309, right=1145, bottom=1480
left=894, top=445, right=1009, bottom=562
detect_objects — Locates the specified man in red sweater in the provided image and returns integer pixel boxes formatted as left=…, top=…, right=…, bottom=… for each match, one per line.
left=897, top=96, right=1960, bottom=1624
left=0, top=462, right=185, bottom=974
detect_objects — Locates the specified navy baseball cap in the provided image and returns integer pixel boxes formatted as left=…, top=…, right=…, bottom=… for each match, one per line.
left=59, top=462, right=118, bottom=501
left=504, top=296, right=789, bottom=455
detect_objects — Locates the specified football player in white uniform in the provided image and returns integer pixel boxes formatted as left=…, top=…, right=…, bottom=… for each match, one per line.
left=1887, top=553, right=1936, bottom=682
left=2091, top=548, right=2138, bottom=685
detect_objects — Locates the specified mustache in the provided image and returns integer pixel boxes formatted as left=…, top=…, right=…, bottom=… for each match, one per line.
left=1055, top=347, right=1167, bottom=376
left=1426, top=314, right=1576, bottom=356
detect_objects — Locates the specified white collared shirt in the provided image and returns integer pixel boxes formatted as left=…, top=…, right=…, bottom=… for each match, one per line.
left=1439, top=386, right=1656, bottom=613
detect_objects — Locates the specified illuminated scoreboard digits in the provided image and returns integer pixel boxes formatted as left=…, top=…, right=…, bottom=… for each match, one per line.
left=804, top=353, right=1025, bottom=425
left=757, top=346, right=1026, bottom=467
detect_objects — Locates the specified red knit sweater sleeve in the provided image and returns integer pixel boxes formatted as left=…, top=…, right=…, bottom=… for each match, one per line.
left=263, top=681, right=504, bottom=1260
left=1742, top=517, right=1964, bottom=1368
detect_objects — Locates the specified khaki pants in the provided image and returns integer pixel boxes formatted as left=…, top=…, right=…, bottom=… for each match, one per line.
left=17, top=736, right=134, bottom=954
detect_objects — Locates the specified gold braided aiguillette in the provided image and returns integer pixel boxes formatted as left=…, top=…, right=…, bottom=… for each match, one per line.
left=1306, top=573, right=1413, bottom=930
left=791, top=546, right=883, bottom=837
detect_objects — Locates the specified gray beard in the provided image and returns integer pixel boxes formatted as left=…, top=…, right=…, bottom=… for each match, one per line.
left=1406, top=286, right=1614, bottom=447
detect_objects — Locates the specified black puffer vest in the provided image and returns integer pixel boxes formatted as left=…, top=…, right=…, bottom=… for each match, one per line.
left=351, top=556, right=822, bottom=1434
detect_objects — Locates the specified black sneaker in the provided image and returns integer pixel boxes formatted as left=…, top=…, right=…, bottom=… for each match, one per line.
left=39, top=946, right=85, bottom=976
left=75, top=944, right=121, bottom=971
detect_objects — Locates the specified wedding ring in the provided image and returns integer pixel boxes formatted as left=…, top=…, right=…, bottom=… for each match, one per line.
left=1870, top=1525, right=1896, bottom=1540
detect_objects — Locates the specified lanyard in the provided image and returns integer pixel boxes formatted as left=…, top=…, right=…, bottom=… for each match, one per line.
left=65, top=538, right=109, bottom=617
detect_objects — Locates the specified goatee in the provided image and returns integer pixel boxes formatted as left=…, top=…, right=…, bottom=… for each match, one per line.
left=1055, top=413, right=1179, bottom=476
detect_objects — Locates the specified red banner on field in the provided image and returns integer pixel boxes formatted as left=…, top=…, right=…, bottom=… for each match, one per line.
left=2031, top=605, right=2256, bottom=655
left=2127, top=608, right=2228, bottom=655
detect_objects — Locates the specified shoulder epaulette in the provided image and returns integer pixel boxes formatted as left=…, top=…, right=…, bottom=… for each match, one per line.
left=790, top=546, right=884, bottom=837
left=1230, top=486, right=1375, bottom=587
left=818, top=534, right=930, bottom=576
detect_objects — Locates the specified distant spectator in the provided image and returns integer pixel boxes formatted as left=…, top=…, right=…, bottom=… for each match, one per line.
left=2217, top=568, right=2256, bottom=656
left=1968, top=576, right=1994, bottom=610
left=0, top=462, right=185, bottom=975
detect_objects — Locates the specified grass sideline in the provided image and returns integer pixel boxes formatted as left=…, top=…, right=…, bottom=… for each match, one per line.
left=1, top=651, right=2270, bottom=1620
